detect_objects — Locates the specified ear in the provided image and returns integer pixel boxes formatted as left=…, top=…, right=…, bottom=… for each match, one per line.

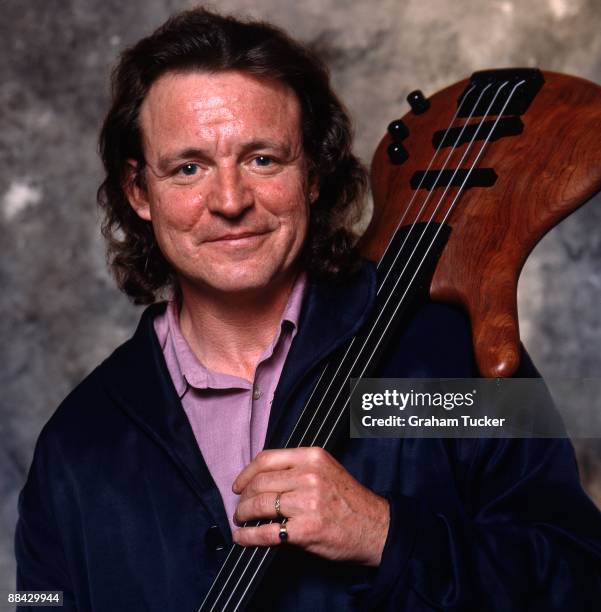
left=308, top=174, right=320, bottom=205
left=123, top=160, right=152, bottom=221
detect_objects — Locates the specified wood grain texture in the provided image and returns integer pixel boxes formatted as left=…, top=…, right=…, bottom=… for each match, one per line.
left=361, top=71, right=601, bottom=377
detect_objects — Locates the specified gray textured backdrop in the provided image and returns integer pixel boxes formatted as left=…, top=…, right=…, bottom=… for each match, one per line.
left=2, top=0, right=601, bottom=592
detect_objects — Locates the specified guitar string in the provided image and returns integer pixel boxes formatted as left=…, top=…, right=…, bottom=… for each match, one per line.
left=275, top=85, right=490, bottom=460
left=198, top=82, right=483, bottom=612
left=226, top=80, right=523, bottom=612
left=375, top=84, right=497, bottom=296
left=294, top=81, right=515, bottom=475
left=375, top=83, right=477, bottom=280
left=203, top=78, right=521, bottom=612
left=376, top=83, right=480, bottom=290
left=290, top=82, right=510, bottom=483
left=275, top=86, right=488, bottom=469
left=289, top=82, right=490, bottom=448
left=319, top=80, right=526, bottom=450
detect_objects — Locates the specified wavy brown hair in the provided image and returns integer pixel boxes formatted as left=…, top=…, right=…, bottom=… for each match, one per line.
left=98, top=7, right=368, bottom=304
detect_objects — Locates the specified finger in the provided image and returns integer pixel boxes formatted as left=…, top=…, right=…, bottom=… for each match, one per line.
left=232, top=521, right=291, bottom=547
left=233, top=447, right=332, bottom=494
left=235, top=490, right=305, bottom=524
left=234, top=492, right=279, bottom=525
left=238, top=468, right=304, bottom=502
left=232, top=449, right=299, bottom=494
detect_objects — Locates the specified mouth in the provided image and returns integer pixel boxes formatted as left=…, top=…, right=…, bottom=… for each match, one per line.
left=205, top=231, right=270, bottom=247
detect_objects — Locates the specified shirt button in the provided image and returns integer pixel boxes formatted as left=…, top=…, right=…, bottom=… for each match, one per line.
left=253, top=387, right=262, bottom=401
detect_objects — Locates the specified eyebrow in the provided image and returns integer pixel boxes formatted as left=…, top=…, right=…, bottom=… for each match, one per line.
left=156, top=148, right=209, bottom=174
left=156, top=139, right=294, bottom=173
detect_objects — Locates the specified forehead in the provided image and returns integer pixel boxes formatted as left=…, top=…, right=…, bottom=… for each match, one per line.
left=138, top=70, right=303, bottom=154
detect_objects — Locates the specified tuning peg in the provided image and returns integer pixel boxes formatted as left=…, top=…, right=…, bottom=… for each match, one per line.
left=387, top=119, right=409, bottom=141
left=407, top=90, right=430, bottom=114
left=387, top=142, right=409, bottom=165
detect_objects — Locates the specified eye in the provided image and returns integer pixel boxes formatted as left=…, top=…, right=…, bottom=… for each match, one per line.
left=254, top=155, right=273, bottom=167
left=178, top=163, right=199, bottom=176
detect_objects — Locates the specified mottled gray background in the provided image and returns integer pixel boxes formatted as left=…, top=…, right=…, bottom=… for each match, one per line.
left=2, top=0, right=601, bottom=593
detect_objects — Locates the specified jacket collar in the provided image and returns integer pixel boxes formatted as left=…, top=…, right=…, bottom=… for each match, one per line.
left=98, top=261, right=376, bottom=528
left=264, top=261, right=376, bottom=447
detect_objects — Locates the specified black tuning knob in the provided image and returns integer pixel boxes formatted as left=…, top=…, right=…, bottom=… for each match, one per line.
left=407, top=90, right=430, bottom=114
left=387, top=119, right=409, bottom=141
left=387, top=142, right=409, bottom=165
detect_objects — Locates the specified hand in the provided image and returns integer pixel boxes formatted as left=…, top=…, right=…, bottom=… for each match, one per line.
left=232, top=447, right=390, bottom=566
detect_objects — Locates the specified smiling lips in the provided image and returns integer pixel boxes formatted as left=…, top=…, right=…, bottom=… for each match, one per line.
left=206, top=231, right=269, bottom=244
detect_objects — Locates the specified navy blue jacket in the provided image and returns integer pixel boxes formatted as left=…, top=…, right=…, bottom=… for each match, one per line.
left=15, top=262, right=601, bottom=611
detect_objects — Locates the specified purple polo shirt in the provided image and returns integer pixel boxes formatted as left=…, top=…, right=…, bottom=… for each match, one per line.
left=153, top=275, right=306, bottom=533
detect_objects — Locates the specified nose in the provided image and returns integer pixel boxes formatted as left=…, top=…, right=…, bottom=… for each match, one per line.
left=205, top=164, right=253, bottom=219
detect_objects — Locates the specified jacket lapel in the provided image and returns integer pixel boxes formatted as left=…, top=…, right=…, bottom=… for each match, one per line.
left=99, top=303, right=231, bottom=539
left=265, top=261, right=377, bottom=448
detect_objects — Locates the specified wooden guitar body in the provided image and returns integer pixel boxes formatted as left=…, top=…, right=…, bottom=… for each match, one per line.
left=361, top=70, right=601, bottom=377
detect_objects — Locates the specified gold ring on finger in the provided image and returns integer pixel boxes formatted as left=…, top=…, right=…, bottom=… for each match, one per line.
left=274, top=493, right=285, bottom=519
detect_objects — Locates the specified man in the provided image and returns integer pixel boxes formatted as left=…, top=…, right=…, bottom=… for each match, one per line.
left=15, top=8, right=601, bottom=611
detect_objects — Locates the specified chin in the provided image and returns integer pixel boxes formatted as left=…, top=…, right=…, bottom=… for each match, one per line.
left=180, top=255, right=299, bottom=297
left=193, top=270, right=278, bottom=296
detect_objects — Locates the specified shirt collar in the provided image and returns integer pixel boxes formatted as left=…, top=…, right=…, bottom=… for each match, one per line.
left=279, top=270, right=306, bottom=329
left=164, top=272, right=307, bottom=396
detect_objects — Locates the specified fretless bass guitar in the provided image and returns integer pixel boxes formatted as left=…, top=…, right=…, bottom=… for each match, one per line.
left=197, top=68, right=601, bottom=611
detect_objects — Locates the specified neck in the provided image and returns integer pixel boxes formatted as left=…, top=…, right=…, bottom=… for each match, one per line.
left=177, top=273, right=299, bottom=381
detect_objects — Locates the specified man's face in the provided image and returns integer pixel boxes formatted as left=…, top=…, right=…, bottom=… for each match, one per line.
left=127, top=70, right=317, bottom=297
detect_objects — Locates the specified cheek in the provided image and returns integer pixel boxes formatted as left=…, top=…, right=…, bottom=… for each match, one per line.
left=257, top=176, right=309, bottom=222
left=150, top=187, right=204, bottom=232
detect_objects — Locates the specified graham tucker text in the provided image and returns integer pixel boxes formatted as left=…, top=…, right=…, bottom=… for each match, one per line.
left=349, top=378, right=601, bottom=438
